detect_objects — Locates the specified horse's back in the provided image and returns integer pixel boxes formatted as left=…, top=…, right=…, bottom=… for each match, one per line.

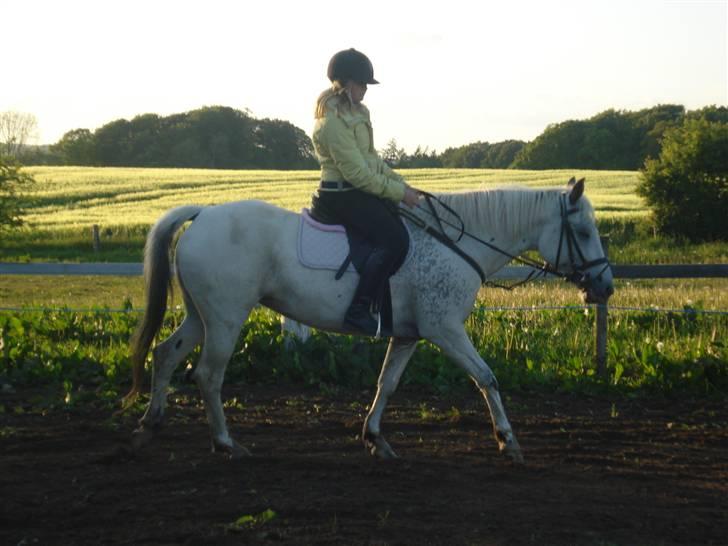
left=211, top=199, right=297, bottom=222
left=191, top=199, right=296, bottom=236
left=177, top=199, right=298, bottom=270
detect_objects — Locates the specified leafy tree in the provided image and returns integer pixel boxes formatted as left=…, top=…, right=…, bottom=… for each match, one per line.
left=127, top=114, right=163, bottom=166
left=58, top=106, right=315, bottom=169
left=399, top=145, right=442, bottom=168
left=634, top=104, right=685, bottom=161
left=511, top=105, right=685, bottom=170
left=439, top=140, right=526, bottom=169
left=380, top=138, right=406, bottom=167
left=0, top=156, right=34, bottom=230
left=53, top=129, right=96, bottom=165
left=254, top=118, right=317, bottom=169
left=480, top=140, right=525, bottom=168
left=440, top=141, right=488, bottom=168
left=17, top=145, right=63, bottom=165
left=637, top=118, right=728, bottom=241
left=94, top=119, right=133, bottom=166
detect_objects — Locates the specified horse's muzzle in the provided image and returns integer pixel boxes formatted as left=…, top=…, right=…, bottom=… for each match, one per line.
left=581, top=283, right=614, bottom=305
left=572, top=264, right=614, bottom=305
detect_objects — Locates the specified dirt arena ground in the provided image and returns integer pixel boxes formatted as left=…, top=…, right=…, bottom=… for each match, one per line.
left=2, top=386, right=726, bottom=545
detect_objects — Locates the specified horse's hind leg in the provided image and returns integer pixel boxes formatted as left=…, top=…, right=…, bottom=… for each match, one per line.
left=140, top=312, right=204, bottom=428
left=192, top=314, right=250, bottom=458
left=132, top=311, right=203, bottom=450
left=362, top=337, right=418, bottom=459
left=429, top=327, right=524, bottom=464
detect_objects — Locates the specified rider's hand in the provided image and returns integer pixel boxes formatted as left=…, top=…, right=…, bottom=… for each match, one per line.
left=402, top=186, right=422, bottom=208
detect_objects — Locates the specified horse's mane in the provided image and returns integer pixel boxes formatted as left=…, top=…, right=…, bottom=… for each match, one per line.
left=434, top=187, right=567, bottom=241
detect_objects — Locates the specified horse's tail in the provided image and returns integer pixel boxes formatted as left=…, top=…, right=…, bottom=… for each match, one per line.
left=124, top=205, right=203, bottom=407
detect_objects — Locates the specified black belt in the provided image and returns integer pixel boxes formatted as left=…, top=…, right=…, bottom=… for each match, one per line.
left=320, top=180, right=353, bottom=190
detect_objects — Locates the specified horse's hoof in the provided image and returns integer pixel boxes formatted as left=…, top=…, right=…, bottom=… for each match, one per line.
left=500, top=437, right=524, bottom=465
left=230, top=440, right=252, bottom=459
left=364, top=434, right=399, bottom=460
left=213, top=439, right=252, bottom=459
left=130, top=426, right=155, bottom=452
left=504, top=446, right=525, bottom=465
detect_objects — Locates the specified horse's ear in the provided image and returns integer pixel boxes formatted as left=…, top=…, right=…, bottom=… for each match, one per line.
left=567, top=176, right=576, bottom=187
left=568, top=178, right=585, bottom=204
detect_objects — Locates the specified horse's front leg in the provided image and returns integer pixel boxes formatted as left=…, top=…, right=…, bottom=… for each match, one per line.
left=362, top=337, right=419, bottom=459
left=428, top=327, right=524, bottom=464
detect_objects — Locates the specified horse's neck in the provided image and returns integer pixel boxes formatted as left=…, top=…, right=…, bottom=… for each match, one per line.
left=439, top=188, right=558, bottom=273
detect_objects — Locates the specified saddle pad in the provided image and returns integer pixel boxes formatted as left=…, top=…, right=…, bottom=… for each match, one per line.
left=298, top=208, right=356, bottom=273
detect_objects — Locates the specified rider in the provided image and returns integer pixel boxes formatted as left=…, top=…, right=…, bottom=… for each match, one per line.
left=311, top=48, right=422, bottom=335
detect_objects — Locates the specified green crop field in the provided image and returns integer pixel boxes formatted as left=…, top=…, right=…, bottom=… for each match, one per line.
left=20, top=166, right=642, bottom=232
left=3, top=166, right=725, bottom=265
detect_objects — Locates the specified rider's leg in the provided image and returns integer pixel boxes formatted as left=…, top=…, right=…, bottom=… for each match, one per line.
left=317, top=189, right=408, bottom=335
left=343, top=247, right=394, bottom=333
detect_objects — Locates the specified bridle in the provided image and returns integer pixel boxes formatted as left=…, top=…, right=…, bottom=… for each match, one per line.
left=553, top=193, right=611, bottom=291
left=400, top=191, right=612, bottom=291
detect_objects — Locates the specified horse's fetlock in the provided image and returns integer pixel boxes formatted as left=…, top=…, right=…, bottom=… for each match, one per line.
left=140, top=404, right=166, bottom=430
left=495, top=428, right=513, bottom=447
left=363, top=429, right=380, bottom=443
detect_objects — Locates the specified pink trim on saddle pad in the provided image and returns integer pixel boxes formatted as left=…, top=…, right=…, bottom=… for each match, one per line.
left=301, top=208, right=346, bottom=233
left=298, top=208, right=355, bottom=273
left=297, top=208, right=414, bottom=274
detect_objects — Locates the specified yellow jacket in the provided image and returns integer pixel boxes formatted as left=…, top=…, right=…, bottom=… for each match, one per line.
left=312, top=94, right=406, bottom=202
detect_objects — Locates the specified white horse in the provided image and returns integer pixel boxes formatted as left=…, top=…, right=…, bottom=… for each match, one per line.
left=127, top=178, right=613, bottom=463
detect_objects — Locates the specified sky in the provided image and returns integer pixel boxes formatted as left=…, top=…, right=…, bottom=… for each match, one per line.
left=3, top=0, right=726, bottom=153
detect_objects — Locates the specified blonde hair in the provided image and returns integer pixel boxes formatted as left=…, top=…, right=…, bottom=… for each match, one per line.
left=314, top=81, right=351, bottom=119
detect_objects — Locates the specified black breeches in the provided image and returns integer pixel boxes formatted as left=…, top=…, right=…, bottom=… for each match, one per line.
left=312, top=189, right=409, bottom=270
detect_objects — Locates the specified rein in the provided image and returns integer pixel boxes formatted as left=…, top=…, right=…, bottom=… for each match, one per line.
left=400, top=191, right=610, bottom=290
left=400, top=197, right=486, bottom=283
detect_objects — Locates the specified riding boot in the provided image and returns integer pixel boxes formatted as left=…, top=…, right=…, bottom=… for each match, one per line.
left=344, top=248, right=392, bottom=336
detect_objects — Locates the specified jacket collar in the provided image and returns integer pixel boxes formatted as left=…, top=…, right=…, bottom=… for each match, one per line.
left=326, top=95, right=370, bottom=128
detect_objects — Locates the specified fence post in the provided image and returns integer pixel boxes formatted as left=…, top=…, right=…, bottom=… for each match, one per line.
left=92, top=225, right=100, bottom=253
left=596, top=236, right=610, bottom=379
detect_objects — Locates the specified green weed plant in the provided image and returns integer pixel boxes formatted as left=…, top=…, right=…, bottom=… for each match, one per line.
left=1, top=304, right=725, bottom=411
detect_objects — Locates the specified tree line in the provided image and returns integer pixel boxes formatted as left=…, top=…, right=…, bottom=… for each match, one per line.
left=7, top=103, right=728, bottom=171
left=381, top=104, right=727, bottom=170
left=21, top=106, right=318, bottom=170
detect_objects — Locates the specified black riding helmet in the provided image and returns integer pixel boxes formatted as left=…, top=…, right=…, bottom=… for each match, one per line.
left=327, top=48, right=379, bottom=85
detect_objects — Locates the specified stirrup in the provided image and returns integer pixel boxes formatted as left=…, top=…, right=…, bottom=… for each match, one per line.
left=343, top=304, right=379, bottom=336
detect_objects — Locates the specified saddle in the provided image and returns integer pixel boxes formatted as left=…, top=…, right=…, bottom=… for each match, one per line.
left=297, top=208, right=411, bottom=335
